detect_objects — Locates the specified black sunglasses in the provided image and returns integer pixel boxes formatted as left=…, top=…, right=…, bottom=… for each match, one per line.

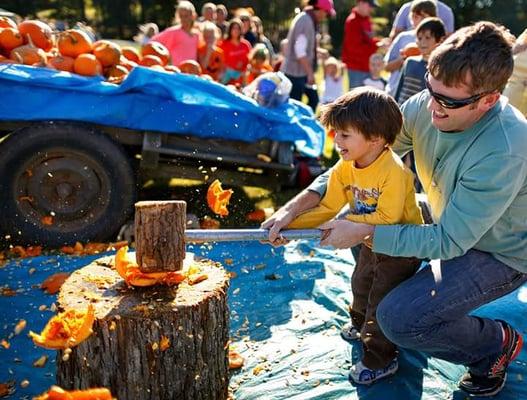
left=424, top=72, right=493, bottom=109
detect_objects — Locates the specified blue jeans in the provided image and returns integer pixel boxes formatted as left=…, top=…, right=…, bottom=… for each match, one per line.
left=377, top=249, right=527, bottom=375
left=347, top=69, right=370, bottom=89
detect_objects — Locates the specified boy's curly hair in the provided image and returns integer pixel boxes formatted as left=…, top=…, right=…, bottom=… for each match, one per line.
left=320, top=87, right=402, bottom=145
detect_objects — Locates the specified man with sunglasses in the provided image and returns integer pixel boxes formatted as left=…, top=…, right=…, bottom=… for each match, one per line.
left=263, top=21, right=527, bottom=397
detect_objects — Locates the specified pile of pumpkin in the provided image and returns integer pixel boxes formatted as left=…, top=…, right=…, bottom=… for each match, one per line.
left=0, top=17, right=202, bottom=83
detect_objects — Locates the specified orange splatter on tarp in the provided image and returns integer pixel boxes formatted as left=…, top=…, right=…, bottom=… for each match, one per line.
left=29, top=305, right=95, bottom=349
left=11, top=245, right=42, bottom=258
left=41, top=216, right=54, bottom=226
left=34, top=386, right=112, bottom=400
left=40, top=272, right=71, bottom=295
left=207, top=179, right=233, bottom=217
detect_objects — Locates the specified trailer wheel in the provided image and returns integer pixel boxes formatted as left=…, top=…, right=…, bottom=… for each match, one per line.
left=0, top=123, right=136, bottom=247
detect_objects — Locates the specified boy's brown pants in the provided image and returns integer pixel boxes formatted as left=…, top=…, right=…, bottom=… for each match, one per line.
left=350, top=245, right=421, bottom=369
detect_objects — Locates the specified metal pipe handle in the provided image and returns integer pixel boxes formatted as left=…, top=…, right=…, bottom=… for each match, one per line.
left=184, top=228, right=321, bottom=243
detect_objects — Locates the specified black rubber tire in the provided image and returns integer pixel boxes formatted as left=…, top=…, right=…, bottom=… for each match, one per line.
left=0, top=122, right=137, bottom=247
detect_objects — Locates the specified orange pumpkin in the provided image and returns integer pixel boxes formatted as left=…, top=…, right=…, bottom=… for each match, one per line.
left=119, top=56, right=137, bottom=71
left=105, top=64, right=128, bottom=79
left=57, top=29, right=93, bottom=58
left=10, top=43, right=47, bottom=66
left=0, top=28, right=24, bottom=53
left=139, top=54, right=162, bottom=67
left=29, top=304, right=95, bottom=349
left=47, top=54, right=75, bottom=72
left=206, top=179, right=233, bottom=216
left=40, top=272, right=71, bottom=295
left=141, top=41, right=170, bottom=65
left=121, top=46, right=141, bottom=63
left=402, top=42, right=420, bottom=58
left=92, top=40, right=121, bottom=67
left=0, top=54, right=15, bottom=64
left=114, top=246, right=186, bottom=287
left=164, top=65, right=181, bottom=73
left=74, top=53, right=102, bottom=76
left=178, top=59, right=202, bottom=75
left=0, top=16, right=17, bottom=30
left=37, top=386, right=112, bottom=400
left=18, top=20, right=54, bottom=51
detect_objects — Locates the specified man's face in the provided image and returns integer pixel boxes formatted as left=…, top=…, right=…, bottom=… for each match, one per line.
left=357, top=1, right=373, bottom=16
left=410, top=11, right=425, bottom=28
left=178, top=9, right=194, bottom=26
left=426, top=73, right=489, bottom=132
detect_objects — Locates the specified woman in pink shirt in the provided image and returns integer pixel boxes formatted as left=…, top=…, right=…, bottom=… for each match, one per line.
left=218, top=18, right=252, bottom=86
left=150, top=0, right=200, bottom=66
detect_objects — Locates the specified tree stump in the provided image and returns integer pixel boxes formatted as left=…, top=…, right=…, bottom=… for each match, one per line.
left=135, top=200, right=187, bottom=272
left=56, top=253, right=230, bottom=400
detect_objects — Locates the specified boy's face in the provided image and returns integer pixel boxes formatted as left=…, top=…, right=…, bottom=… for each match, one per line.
left=334, top=126, right=384, bottom=166
left=325, top=64, right=337, bottom=77
left=369, top=57, right=383, bottom=76
left=417, top=30, right=440, bottom=56
left=410, top=11, right=427, bottom=28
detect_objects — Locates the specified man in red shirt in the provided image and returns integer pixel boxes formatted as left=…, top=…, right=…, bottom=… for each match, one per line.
left=342, top=0, right=379, bottom=89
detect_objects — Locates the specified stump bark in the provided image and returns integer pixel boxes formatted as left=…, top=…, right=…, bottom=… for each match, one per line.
left=56, top=254, right=230, bottom=400
left=135, top=200, right=187, bottom=272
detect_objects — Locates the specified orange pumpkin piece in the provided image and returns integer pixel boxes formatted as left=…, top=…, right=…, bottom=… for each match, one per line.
left=139, top=54, right=162, bottom=67
left=92, top=40, right=121, bottom=67
left=200, top=216, right=221, bottom=229
left=57, top=29, right=93, bottom=58
left=228, top=349, right=244, bottom=369
left=74, top=53, right=102, bottom=76
left=207, top=179, right=233, bottom=216
left=115, top=246, right=186, bottom=287
left=0, top=16, right=17, bottom=30
left=48, top=55, right=75, bottom=72
left=0, top=28, right=24, bottom=53
left=246, top=209, right=266, bottom=222
left=10, top=43, right=47, bottom=66
left=0, top=54, right=16, bottom=63
left=105, top=64, right=128, bottom=80
left=18, top=20, right=54, bottom=51
left=178, top=59, right=202, bottom=75
left=119, top=56, right=137, bottom=71
left=402, top=42, right=420, bottom=58
left=121, top=46, right=141, bottom=63
left=164, top=65, right=180, bottom=73
left=41, top=272, right=71, bottom=294
left=29, top=304, right=95, bottom=349
left=39, top=385, right=112, bottom=400
left=141, top=41, right=170, bottom=65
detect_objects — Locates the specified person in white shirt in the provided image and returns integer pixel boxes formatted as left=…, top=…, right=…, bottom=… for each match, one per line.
left=321, top=57, right=344, bottom=103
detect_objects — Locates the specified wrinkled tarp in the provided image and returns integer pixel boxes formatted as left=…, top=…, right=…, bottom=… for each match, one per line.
left=0, top=64, right=324, bottom=157
left=1, top=240, right=526, bottom=399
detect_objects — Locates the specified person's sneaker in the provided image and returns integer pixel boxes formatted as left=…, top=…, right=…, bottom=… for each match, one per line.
left=340, top=322, right=361, bottom=342
left=349, top=358, right=398, bottom=385
left=459, top=320, right=523, bottom=397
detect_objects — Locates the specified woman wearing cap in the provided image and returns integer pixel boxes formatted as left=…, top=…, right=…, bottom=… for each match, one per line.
left=280, top=0, right=335, bottom=111
left=150, top=0, right=200, bottom=66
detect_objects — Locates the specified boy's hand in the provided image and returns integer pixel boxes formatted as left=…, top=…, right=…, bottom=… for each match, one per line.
left=318, top=221, right=374, bottom=249
left=261, top=209, right=295, bottom=246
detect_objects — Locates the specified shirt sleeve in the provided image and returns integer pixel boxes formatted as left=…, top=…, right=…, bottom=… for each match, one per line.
left=294, top=34, right=308, bottom=58
left=391, top=91, right=423, bottom=158
left=392, top=3, right=411, bottom=31
left=288, top=163, right=348, bottom=228
left=373, top=154, right=527, bottom=259
left=306, top=169, right=331, bottom=197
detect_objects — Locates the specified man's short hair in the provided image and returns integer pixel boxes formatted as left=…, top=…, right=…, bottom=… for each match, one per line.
left=428, top=21, right=515, bottom=94
left=320, top=87, right=402, bottom=145
left=416, top=17, right=446, bottom=41
left=410, top=0, right=437, bottom=17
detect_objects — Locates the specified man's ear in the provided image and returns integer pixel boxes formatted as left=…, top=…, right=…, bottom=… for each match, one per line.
left=478, top=92, right=501, bottom=112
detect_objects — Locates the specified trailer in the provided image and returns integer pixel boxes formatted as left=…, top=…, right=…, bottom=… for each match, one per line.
left=0, top=64, right=325, bottom=246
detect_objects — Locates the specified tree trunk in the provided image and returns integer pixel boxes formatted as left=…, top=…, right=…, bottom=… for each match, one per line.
left=135, top=200, right=186, bottom=272
left=56, top=254, right=230, bottom=400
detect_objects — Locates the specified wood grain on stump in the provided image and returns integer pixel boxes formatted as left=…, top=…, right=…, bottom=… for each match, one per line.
left=56, top=253, right=230, bottom=400
left=135, top=200, right=187, bottom=272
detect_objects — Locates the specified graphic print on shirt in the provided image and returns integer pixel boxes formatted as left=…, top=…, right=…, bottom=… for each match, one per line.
left=343, top=184, right=380, bottom=215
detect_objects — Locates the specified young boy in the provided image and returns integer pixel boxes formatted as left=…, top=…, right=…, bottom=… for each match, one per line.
left=362, top=53, right=386, bottom=90
left=384, top=0, right=437, bottom=96
left=394, top=17, right=446, bottom=104
left=286, top=88, right=423, bottom=384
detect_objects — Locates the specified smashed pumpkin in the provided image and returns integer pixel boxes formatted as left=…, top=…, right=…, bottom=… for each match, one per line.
left=36, top=386, right=112, bottom=400
left=207, top=179, right=233, bottom=217
left=29, top=304, right=95, bottom=349
left=114, top=246, right=186, bottom=287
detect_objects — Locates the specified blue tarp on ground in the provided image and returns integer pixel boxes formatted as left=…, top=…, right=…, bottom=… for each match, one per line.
left=0, top=64, right=324, bottom=158
left=1, top=240, right=526, bottom=399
